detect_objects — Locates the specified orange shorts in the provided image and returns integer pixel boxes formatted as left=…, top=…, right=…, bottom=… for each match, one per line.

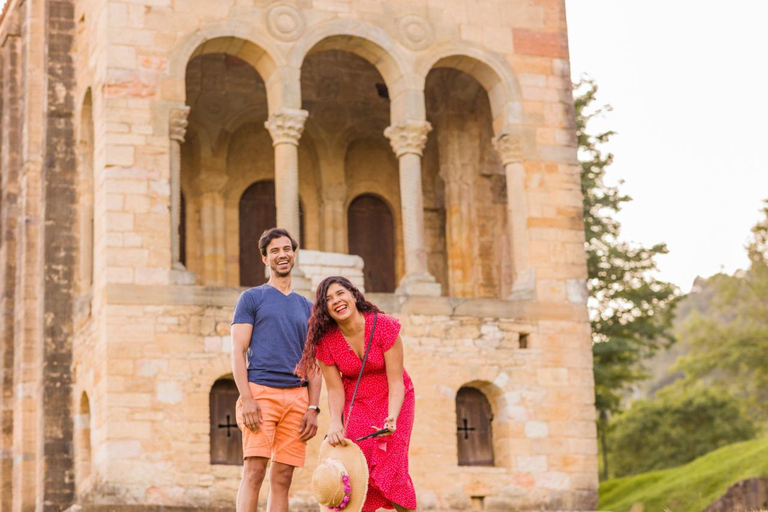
left=235, top=382, right=309, bottom=467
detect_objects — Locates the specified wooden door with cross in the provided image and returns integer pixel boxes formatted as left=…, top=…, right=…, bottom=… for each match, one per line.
left=210, top=379, right=243, bottom=465
left=456, top=387, right=494, bottom=466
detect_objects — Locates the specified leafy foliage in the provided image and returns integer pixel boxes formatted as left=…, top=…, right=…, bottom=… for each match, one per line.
left=574, top=77, right=680, bottom=477
left=675, top=202, right=768, bottom=421
left=599, top=437, right=768, bottom=512
left=608, top=387, right=756, bottom=477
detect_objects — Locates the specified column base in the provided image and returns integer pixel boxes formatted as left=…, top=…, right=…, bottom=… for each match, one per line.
left=507, top=268, right=536, bottom=301
left=396, top=272, right=441, bottom=297
left=170, top=263, right=195, bottom=285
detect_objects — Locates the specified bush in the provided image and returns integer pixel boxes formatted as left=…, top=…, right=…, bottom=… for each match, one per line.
left=608, top=387, right=757, bottom=477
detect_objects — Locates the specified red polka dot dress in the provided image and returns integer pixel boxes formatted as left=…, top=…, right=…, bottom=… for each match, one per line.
left=316, top=312, right=417, bottom=511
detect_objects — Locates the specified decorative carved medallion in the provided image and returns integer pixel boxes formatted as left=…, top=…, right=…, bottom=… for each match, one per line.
left=384, top=120, right=432, bottom=157
left=264, top=108, right=308, bottom=146
left=492, top=132, right=523, bottom=166
left=265, top=3, right=305, bottom=42
left=169, top=106, right=191, bottom=143
left=396, top=15, right=435, bottom=51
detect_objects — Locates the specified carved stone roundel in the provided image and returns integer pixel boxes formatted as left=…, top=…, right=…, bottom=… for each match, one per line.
left=397, top=15, right=434, bottom=51
left=266, top=3, right=305, bottom=42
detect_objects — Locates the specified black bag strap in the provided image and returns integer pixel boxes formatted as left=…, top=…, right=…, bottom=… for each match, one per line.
left=344, top=311, right=377, bottom=427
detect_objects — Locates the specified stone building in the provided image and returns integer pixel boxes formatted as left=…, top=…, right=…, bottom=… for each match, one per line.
left=0, top=0, right=597, bottom=510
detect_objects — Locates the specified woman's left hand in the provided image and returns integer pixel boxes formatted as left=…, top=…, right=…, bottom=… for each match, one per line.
left=383, top=416, right=396, bottom=435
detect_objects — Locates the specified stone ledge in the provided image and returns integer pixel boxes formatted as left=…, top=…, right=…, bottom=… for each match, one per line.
left=105, top=285, right=588, bottom=322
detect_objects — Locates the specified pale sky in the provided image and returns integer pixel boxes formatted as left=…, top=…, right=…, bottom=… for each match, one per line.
left=565, top=0, right=768, bottom=291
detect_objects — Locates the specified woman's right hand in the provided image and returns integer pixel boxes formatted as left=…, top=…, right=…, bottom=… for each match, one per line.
left=326, top=421, right=347, bottom=447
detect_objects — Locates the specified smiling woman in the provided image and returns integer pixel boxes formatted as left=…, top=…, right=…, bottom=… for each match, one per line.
left=296, top=276, right=418, bottom=512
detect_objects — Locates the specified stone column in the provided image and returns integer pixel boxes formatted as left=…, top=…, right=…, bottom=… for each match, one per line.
left=384, top=121, right=441, bottom=296
left=169, top=107, right=194, bottom=285
left=265, top=108, right=310, bottom=289
left=198, top=171, right=228, bottom=287
left=493, top=131, right=535, bottom=300
left=265, top=108, right=307, bottom=241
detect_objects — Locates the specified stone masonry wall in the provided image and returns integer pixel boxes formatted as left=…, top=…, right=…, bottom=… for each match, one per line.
left=89, top=288, right=596, bottom=511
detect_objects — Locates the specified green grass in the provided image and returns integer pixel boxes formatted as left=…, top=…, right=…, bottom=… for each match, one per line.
left=599, top=437, right=768, bottom=512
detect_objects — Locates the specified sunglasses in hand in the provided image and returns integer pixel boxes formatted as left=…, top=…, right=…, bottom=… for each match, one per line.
left=356, top=427, right=391, bottom=441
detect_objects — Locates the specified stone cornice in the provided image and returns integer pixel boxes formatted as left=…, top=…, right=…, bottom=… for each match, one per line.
left=384, top=120, right=432, bottom=158
left=264, top=108, right=308, bottom=146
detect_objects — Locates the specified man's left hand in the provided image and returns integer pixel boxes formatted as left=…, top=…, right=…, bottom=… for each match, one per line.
left=298, top=408, right=319, bottom=442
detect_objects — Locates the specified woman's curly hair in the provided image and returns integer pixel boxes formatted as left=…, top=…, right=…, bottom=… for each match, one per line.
left=295, top=276, right=381, bottom=380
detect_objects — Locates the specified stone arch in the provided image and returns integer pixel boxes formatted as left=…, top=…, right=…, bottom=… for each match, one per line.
left=74, top=391, right=92, bottom=489
left=76, top=88, right=95, bottom=305
left=417, top=44, right=524, bottom=133
left=290, top=19, right=409, bottom=93
left=165, top=25, right=284, bottom=112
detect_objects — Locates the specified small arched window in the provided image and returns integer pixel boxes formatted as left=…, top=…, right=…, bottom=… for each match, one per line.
left=456, top=387, right=494, bottom=466
left=210, top=378, right=243, bottom=465
left=75, top=392, right=92, bottom=482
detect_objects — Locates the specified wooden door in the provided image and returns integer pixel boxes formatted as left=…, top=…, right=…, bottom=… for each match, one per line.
left=239, top=181, right=276, bottom=286
left=210, top=379, right=243, bottom=465
left=456, top=387, right=494, bottom=466
left=347, top=195, right=396, bottom=293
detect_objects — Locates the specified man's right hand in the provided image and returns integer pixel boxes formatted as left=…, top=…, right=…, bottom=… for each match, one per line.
left=242, top=397, right=262, bottom=432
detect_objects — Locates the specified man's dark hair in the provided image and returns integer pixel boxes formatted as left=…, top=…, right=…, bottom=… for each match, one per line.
left=258, top=228, right=298, bottom=257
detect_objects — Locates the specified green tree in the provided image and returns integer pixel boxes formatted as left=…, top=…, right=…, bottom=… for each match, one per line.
left=608, top=387, right=756, bottom=477
left=675, top=202, right=768, bottom=421
left=574, top=77, right=680, bottom=479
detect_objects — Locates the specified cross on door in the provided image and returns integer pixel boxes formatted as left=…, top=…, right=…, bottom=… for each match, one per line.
left=457, top=418, right=476, bottom=439
left=218, top=414, right=238, bottom=437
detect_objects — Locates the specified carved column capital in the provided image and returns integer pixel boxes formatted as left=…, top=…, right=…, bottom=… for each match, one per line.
left=169, top=106, right=191, bottom=143
left=384, top=120, right=432, bottom=158
left=492, top=132, right=523, bottom=166
left=264, top=108, right=308, bottom=146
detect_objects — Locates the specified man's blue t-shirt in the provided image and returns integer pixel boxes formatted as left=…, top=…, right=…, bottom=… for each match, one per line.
left=232, top=285, right=313, bottom=388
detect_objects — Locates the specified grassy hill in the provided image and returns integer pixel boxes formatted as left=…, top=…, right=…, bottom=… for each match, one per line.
left=599, top=437, right=768, bottom=512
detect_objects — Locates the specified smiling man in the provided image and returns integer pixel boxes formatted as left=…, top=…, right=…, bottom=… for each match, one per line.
left=231, top=228, right=322, bottom=512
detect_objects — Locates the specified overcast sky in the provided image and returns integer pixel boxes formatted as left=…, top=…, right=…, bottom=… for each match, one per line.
left=565, top=0, right=768, bottom=291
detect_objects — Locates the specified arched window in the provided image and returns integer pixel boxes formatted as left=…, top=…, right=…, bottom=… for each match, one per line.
left=456, top=387, right=494, bottom=466
left=75, top=392, right=92, bottom=483
left=78, top=89, right=95, bottom=294
left=347, top=194, right=396, bottom=293
left=239, top=180, right=304, bottom=286
left=210, top=378, right=243, bottom=465
left=179, top=192, right=187, bottom=267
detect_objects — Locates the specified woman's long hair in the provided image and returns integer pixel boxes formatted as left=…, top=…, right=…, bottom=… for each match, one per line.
left=295, top=276, right=381, bottom=380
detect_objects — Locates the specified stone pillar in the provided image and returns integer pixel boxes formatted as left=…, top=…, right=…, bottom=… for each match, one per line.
left=198, top=171, right=228, bottom=287
left=265, top=108, right=310, bottom=289
left=0, top=28, right=22, bottom=512
left=384, top=121, right=440, bottom=296
left=265, top=108, right=307, bottom=241
left=321, top=186, right=347, bottom=254
left=493, top=131, right=535, bottom=300
left=168, top=107, right=194, bottom=285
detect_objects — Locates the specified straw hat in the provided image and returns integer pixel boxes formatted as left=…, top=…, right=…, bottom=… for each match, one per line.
left=312, top=439, right=369, bottom=512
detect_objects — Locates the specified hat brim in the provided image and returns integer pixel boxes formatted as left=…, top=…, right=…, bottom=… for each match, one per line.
left=317, top=439, right=369, bottom=512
